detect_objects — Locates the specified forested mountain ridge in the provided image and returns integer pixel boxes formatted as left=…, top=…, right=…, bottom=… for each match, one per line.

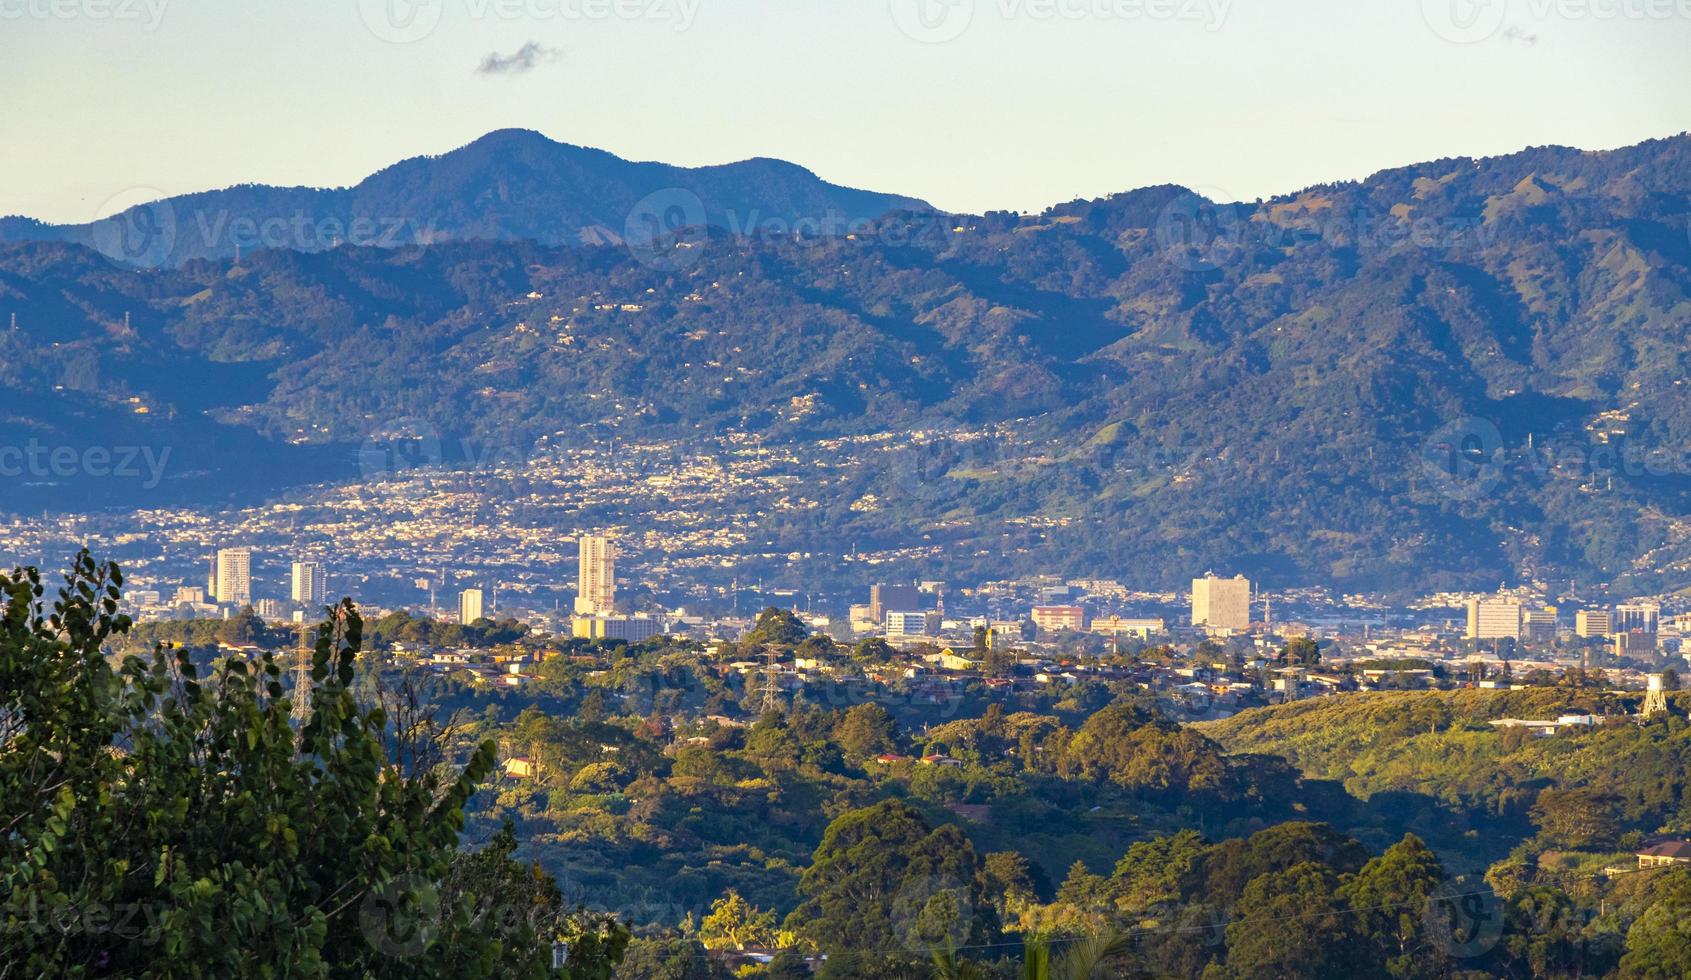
left=2, top=133, right=1690, bottom=592
left=0, top=128, right=932, bottom=265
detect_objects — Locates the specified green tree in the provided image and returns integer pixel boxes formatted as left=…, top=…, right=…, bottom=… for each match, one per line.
left=834, top=702, right=898, bottom=762
left=1530, top=788, right=1621, bottom=850
left=787, top=800, right=994, bottom=954
left=699, top=890, right=783, bottom=951
left=743, top=607, right=808, bottom=648
left=1337, top=834, right=1446, bottom=978
left=1222, top=862, right=1355, bottom=979
left=0, top=553, right=622, bottom=978
left=1617, top=869, right=1691, bottom=978
left=852, top=637, right=895, bottom=664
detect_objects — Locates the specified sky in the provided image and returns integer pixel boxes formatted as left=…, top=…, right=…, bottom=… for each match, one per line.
left=2, top=0, right=1689, bottom=224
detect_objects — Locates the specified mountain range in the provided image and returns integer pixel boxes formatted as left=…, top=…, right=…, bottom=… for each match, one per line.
left=2, top=130, right=1690, bottom=593
left=0, top=129, right=930, bottom=266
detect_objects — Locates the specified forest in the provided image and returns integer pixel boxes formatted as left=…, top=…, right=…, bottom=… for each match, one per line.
left=7, top=560, right=1691, bottom=976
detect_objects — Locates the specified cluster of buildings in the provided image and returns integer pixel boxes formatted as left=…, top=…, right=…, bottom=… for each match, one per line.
left=121, top=546, right=330, bottom=623
left=838, top=571, right=1248, bottom=649
left=1465, top=595, right=1673, bottom=658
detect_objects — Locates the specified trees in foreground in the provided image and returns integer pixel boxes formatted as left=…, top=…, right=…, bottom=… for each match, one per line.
left=0, top=552, right=624, bottom=978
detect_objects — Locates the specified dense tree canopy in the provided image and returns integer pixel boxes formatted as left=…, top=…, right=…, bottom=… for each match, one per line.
left=0, top=554, right=622, bottom=978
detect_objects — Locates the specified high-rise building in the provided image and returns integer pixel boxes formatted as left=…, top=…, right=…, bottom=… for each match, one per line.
left=1575, top=610, right=1611, bottom=638
left=459, top=588, right=484, bottom=626
left=1615, top=603, right=1661, bottom=635
left=1522, top=608, right=1558, bottom=644
left=1465, top=598, right=1522, bottom=640
left=574, top=535, right=616, bottom=615
left=291, top=561, right=327, bottom=606
left=883, top=610, right=934, bottom=639
left=1191, top=573, right=1251, bottom=632
left=215, top=548, right=252, bottom=607
left=869, top=584, right=921, bottom=622
left=1615, top=630, right=1658, bottom=658
left=1031, top=605, right=1088, bottom=634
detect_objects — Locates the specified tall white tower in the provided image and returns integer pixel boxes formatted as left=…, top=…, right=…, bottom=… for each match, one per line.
left=459, top=588, right=485, bottom=626
left=291, top=561, right=327, bottom=606
left=216, top=547, right=253, bottom=607
left=574, top=535, right=616, bottom=615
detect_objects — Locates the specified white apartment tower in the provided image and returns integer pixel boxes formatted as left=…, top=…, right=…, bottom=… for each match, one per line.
left=459, top=588, right=485, bottom=626
left=1465, top=598, right=1523, bottom=640
left=1191, top=573, right=1251, bottom=632
left=574, top=535, right=616, bottom=615
left=291, top=561, right=327, bottom=607
left=215, top=547, right=252, bottom=607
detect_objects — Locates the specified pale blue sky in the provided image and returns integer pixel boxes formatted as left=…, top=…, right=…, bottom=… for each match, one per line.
left=3, top=0, right=1688, bottom=223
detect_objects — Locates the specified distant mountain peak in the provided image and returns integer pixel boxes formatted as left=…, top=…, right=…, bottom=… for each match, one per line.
left=0, top=130, right=933, bottom=266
